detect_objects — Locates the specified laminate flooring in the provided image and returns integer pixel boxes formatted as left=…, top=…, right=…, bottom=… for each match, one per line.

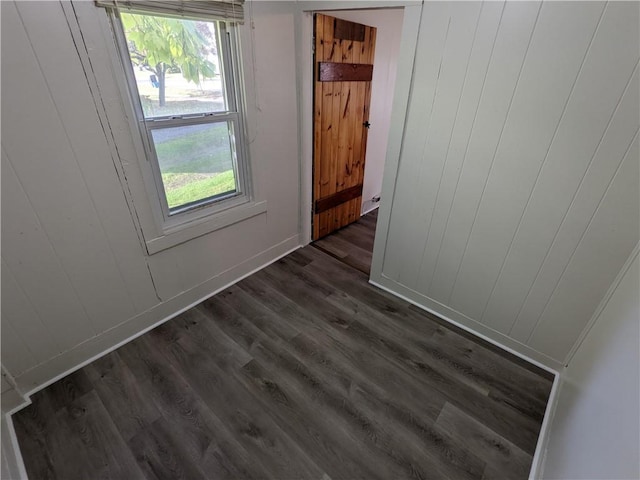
left=313, top=209, right=377, bottom=275
left=13, top=209, right=554, bottom=480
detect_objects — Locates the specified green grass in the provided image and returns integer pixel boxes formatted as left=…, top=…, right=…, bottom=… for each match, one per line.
left=152, top=122, right=237, bottom=208
left=164, top=169, right=236, bottom=209
left=153, top=124, right=232, bottom=174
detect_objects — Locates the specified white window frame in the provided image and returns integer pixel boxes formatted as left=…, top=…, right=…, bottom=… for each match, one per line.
left=107, top=7, right=262, bottom=252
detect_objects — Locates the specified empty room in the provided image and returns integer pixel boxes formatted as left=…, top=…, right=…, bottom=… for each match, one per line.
left=1, top=1, right=638, bottom=479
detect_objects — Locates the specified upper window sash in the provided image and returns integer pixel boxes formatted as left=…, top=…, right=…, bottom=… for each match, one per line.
left=95, top=1, right=245, bottom=23
left=114, top=13, right=237, bottom=122
left=108, top=8, right=252, bottom=225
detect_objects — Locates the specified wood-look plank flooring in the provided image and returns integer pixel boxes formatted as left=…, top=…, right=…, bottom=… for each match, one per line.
left=13, top=209, right=554, bottom=480
left=313, top=209, right=377, bottom=275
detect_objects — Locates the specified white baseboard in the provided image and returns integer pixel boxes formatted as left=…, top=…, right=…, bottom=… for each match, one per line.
left=1, top=390, right=30, bottom=418
left=370, top=274, right=563, bottom=372
left=1, top=414, right=28, bottom=480
left=1, top=368, right=29, bottom=416
left=6, top=235, right=561, bottom=480
left=10, top=235, right=301, bottom=411
left=361, top=200, right=380, bottom=216
left=528, top=372, right=563, bottom=480
left=368, top=274, right=564, bottom=480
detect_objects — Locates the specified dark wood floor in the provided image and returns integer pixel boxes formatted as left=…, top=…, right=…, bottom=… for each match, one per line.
left=313, top=209, right=378, bottom=275
left=13, top=209, right=553, bottom=480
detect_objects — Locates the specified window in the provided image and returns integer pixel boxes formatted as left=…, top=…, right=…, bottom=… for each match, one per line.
left=110, top=7, right=251, bottom=226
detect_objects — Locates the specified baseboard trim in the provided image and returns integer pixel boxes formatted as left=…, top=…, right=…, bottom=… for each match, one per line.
left=11, top=235, right=301, bottom=409
left=361, top=200, right=380, bottom=216
left=370, top=275, right=563, bottom=372
left=1, top=414, right=28, bottom=480
left=528, top=371, right=563, bottom=480
left=1, top=390, right=30, bottom=417
left=1, top=368, right=29, bottom=415
left=368, top=274, right=563, bottom=480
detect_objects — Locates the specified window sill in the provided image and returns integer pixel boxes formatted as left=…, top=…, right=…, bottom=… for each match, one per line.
left=145, top=200, right=267, bottom=255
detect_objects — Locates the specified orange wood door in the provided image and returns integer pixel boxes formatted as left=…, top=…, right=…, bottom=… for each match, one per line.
left=313, top=14, right=376, bottom=240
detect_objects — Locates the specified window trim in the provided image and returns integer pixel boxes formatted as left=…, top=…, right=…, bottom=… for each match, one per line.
left=108, top=7, right=257, bottom=241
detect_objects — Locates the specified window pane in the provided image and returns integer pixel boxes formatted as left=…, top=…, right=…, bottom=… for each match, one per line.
left=121, top=13, right=227, bottom=117
left=151, top=123, right=237, bottom=212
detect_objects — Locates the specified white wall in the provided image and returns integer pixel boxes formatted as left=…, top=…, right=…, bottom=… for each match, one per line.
left=1, top=0, right=301, bottom=408
left=371, top=0, right=640, bottom=369
left=323, top=9, right=404, bottom=215
left=542, top=249, right=639, bottom=480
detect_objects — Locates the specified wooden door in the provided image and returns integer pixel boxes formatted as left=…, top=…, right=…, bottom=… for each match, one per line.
left=313, top=14, right=377, bottom=240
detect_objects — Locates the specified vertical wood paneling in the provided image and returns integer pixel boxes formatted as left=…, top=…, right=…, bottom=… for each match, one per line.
left=172, top=214, right=267, bottom=291
left=15, top=1, right=159, bottom=315
left=350, top=27, right=365, bottom=227
left=449, top=1, right=605, bottom=320
left=425, top=1, right=541, bottom=303
left=395, top=1, right=483, bottom=287
left=1, top=258, right=58, bottom=372
left=485, top=57, right=639, bottom=335
left=145, top=248, right=188, bottom=302
left=2, top=2, right=136, bottom=334
left=1, top=148, right=95, bottom=353
left=511, top=73, right=639, bottom=342
left=528, top=137, right=639, bottom=360
left=376, top=0, right=639, bottom=365
left=414, top=1, right=505, bottom=293
left=321, top=15, right=338, bottom=236
left=335, top=27, right=355, bottom=227
left=347, top=23, right=374, bottom=226
left=540, top=252, right=639, bottom=480
left=313, top=15, right=375, bottom=238
left=382, top=1, right=452, bottom=281
left=0, top=299, right=38, bottom=377
left=2, top=0, right=304, bottom=393
left=63, top=0, right=161, bottom=240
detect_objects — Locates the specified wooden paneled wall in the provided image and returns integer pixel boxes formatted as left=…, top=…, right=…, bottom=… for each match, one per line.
left=1, top=0, right=301, bottom=403
left=542, top=252, right=639, bottom=479
left=373, top=1, right=639, bottom=367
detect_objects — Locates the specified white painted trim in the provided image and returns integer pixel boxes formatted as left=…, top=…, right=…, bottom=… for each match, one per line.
left=1, top=367, right=18, bottom=395
left=370, top=272, right=564, bottom=479
left=369, top=276, right=562, bottom=373
left=563, top=243, right=640, bottom=367
left=296, top=8, right=314, bottom=245
left=66, top=2, right=261, bottom=254
left=529, top=371, right=563, bottom=480
left=362, top=203, right=380, bottom=216
left=1, top=368, right=29, bottom=416
left=146, top=201, right=268, bottom=254
left=297, top=1, right=422, bottom=12
left=10, top=235, right=301, bottom=407
left=292, top=6, right=310, bottom=247
left=296, top=3, right=423, bottom=245
left=1, top=414, right=29, bottom=480
left=369, top=273, right=565, bottom=478
left=369, top=4, right=423, bottom=281
left=0, top=369, right=28, bottom=415
left=1, top=390, right=30, bottom=418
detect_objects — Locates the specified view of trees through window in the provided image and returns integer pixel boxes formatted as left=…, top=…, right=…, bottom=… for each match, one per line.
left=121, top=12, right=238, bottom=212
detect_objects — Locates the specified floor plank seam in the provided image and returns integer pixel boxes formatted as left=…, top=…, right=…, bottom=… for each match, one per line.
left=13, top=210, right=553, bottom=480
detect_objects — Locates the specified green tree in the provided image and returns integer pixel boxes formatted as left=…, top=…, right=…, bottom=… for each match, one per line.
left=122, top=13, right=217, bottom=107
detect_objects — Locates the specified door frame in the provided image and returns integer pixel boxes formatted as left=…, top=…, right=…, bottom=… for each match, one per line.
left=294, top=1, right=423, bottom=245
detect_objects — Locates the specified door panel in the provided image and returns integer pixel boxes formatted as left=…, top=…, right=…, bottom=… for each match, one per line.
left=313, top=13, right=376, bottom=240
